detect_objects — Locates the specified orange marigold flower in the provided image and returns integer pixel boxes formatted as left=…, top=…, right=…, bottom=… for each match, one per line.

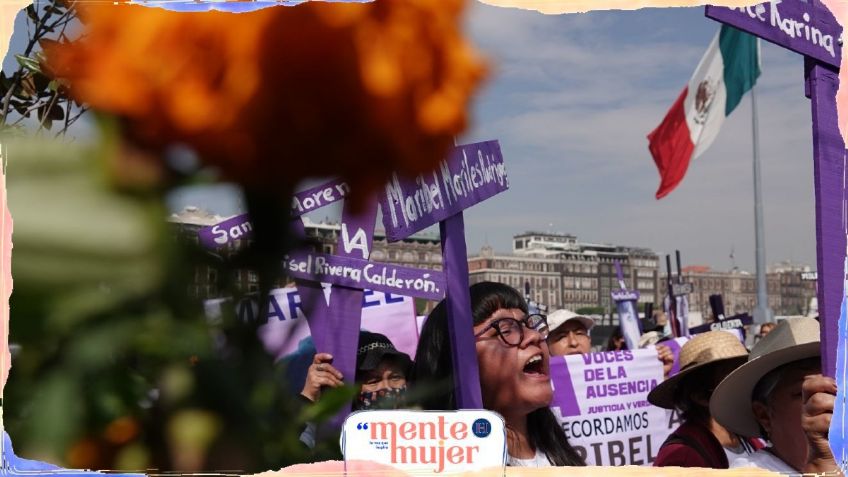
left=44, top=0, right=487, bottom=207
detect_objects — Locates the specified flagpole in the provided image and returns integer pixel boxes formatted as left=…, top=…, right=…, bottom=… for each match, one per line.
left=751, top=39, right=773, bottom=324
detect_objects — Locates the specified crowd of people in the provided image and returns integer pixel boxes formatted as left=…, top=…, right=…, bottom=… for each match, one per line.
left=295, top=281, right=841, bottom=473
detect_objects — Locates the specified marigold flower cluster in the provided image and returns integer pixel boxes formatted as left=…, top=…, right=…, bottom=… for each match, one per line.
left=45, top=0, right=487, bottom=204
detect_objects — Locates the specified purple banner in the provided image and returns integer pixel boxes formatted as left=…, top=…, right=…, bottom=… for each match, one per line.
left=379, top=140, right=508, bottom=242
left=283, top=252, right=446, bottom=301
left=550, top=355, right=580, bottom=417
left=197, top=179, right=350, bottom=248
left=705, top=1, right=841, bottom=69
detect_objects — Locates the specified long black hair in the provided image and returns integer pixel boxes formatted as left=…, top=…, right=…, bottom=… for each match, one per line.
left=412, top=281, right=585, bottom=466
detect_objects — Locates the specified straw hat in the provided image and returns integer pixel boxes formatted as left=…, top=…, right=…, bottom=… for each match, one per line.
left=546, top=309, right=595, bottom=334
left=638, top=331, right=662, bottom=348
left=647, top=330, right=749, bottom=409
left=710, top=317, right=820, bottom=437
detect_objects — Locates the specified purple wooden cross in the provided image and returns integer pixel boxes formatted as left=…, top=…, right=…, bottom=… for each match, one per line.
left=706, top=0, right=844, bottom=379
left=199, top=141, right=509, bottom=430
left=294, top=200, right=376, bottom=429
left=379, top=140, right=508, bottom=409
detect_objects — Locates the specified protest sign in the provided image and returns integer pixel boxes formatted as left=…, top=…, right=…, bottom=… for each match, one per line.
left=378, top=140, right=508, bottom=242
left=341, top=410, right=506, bottom=474
left=205, top=288, right=417, bottom=357
left=549, top=349, right=673, bottom=465
left=197, top=179, right=350, bottom=249
left=283, top=251, right=446, bottom=301
left=705, top=1, right=841, bottom=68
left=198, top=140, right=508, bottom=414
left=689, top=313, right=753, bottom=336
left=612, top=261, right=642, bottom=351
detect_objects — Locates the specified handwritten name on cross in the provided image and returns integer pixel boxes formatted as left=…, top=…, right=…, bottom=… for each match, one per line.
left=706, top=0, right=841, bottom=68
left=706, top=0, right=843, bottom=379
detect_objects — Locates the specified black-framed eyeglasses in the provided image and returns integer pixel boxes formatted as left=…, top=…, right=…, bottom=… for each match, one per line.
left=474, top=314, right=549, bottom=346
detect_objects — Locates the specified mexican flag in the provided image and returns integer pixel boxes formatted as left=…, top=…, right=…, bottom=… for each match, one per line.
left=648, top=25, right=760, bottom=199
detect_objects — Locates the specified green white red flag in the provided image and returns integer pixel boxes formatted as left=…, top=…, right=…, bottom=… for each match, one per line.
left=648, top=25, right=760, bottom=199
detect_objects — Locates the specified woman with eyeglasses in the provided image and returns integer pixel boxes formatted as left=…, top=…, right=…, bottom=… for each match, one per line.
left=412, top=281, right=585, bottom=467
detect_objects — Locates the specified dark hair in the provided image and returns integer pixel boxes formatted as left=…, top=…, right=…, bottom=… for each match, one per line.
left=671, top=367, right=714, bottom=423
left=606, top=328, right=626, bottom=351
left=412, top=281, right=585, bottom=466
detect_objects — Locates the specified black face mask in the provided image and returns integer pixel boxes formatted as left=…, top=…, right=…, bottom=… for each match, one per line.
left=353, top=385, right=407, bottom=411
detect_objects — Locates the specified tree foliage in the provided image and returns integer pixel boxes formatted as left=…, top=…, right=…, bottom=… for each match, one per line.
left=1, top=0, right=86, bottom=137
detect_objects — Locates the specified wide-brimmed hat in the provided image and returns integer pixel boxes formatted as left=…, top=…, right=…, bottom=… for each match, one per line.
left=546, top=309, right=595, bottom=334
left=647, top=330, right=749, bottom=409
left=710, top=317, right=820, bottom=437
left=356, top=331, right=412, bottom=373
left=638, top=331, right=663, bottom=348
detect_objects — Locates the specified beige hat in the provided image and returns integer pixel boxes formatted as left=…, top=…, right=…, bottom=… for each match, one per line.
left=647, top=330, right=749, bottom=410
left=638, top=331, right=662, bottom=348
left=710, top=317, right=821, bottom=437
left=546, top=309, right=594, bottom=335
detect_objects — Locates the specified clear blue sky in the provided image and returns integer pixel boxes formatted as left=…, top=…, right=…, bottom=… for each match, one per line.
left=6, top=3, right=816, bottom=272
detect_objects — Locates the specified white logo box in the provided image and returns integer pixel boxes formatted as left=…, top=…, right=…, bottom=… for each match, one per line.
left=341, top=410, right=506, bottom=474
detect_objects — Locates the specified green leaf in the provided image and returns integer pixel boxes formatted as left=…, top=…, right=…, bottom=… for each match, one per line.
left=15, top=55, right=42, bottom=74
left=48, top=80, right=58, bottom=92
left=24, top=372, right=84, bottom=459
left=9, top=99, right=27, bottom=115
left=33, top=72, right=51, bottom=92
left=20, top=74, right=36, bottom=97
left=49, top=104, right=64, bottom=121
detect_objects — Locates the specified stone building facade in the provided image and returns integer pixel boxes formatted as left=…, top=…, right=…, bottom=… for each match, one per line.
left=172, top=212, right=817, bottom=320
left=170, top=208, right=442, bottom=300
left=468, top=232, right=661, bottom=315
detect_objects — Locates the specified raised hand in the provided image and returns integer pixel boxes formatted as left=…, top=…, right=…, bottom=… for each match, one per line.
left=301, top=353, right=345, bottom=402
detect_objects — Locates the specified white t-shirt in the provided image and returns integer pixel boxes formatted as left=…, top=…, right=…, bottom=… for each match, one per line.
left=508, top=449, right=551, bottom=467
left=730, top=449, right=796, bottom=473
left=724, top=444, right=748, bottom=467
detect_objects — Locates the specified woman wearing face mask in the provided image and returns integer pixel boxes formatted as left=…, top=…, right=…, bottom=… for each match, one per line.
left=412, top=281, right=585, bottom=467
left=298, top=331, right=412, bottom=448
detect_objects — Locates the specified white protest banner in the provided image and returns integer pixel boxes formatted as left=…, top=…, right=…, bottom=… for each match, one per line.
left=549, top=349, right=675, bottom=465
left=341, top=410, right=506, bottom=474
left=205, top=287, right=418, bottom=359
